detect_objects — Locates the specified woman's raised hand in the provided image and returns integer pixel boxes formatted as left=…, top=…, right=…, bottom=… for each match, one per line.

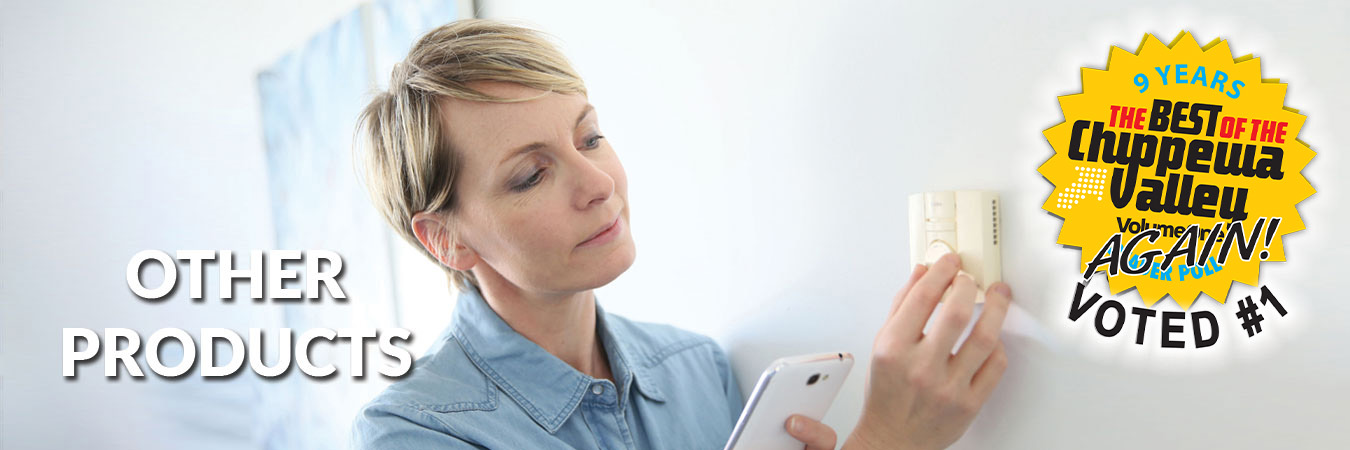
left=843, top=253, right=1013, bottom=450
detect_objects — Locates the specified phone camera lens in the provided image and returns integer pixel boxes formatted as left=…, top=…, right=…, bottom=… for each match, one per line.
left=807, top=374, right=820, bottom=385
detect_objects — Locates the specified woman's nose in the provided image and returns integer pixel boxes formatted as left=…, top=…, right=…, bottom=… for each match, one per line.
left=572, top=154, right=615, bottom=210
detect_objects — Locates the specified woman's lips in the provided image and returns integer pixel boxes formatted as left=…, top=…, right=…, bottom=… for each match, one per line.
left=578, top=216, right=621, bottom=248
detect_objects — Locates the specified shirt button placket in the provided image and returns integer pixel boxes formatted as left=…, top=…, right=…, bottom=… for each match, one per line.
left=582, top=382, right=630, bottom=450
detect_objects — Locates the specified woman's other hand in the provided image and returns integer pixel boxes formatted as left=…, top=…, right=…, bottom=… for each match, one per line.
left=785, top=414, right=837, bottom=450
left=844, top=253, right=1012, bottom=450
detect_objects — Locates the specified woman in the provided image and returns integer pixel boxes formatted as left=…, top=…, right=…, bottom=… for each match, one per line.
left=352, top=19, right=1012, bottom=450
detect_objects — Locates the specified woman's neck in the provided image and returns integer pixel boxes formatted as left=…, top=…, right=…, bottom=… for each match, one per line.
left=473, top=269, right=613, bottom=383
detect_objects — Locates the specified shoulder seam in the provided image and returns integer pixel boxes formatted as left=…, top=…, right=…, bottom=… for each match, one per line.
left=641, top=335, right=716, bottom=368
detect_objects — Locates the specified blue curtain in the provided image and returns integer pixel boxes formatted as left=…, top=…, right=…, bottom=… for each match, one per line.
left=255, top=1, right=459, bottom=448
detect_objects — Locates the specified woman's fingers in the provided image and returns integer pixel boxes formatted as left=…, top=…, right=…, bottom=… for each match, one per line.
left=971, top=341, right=1008, bottom=404
left=784, top=415, right=837, bottom=450
left=885, top=253, right=962, bottom=345
left=951, top=282, right=1012, bottom=382
left=924, top=272, right=978, bottom=361
left=887, top=264, right=929, bottom=318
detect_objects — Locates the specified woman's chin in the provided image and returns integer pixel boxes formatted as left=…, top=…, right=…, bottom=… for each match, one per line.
left=573, top=237, right=636, bottom=291
left=591, top=239, right=637, bottom=288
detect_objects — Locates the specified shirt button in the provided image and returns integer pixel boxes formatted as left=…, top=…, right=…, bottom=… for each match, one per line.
left=591, top=385, right=603, bottom=395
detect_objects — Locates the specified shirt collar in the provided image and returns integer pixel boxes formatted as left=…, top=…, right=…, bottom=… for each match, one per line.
left=450, top=284, right=666, bottom=433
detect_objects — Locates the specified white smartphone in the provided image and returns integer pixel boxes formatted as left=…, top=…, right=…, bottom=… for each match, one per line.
left=724, top=352, right=855, bottom=450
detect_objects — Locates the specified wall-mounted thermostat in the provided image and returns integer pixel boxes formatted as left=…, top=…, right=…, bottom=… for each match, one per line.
left=907, top=190, right=1002, bottom=303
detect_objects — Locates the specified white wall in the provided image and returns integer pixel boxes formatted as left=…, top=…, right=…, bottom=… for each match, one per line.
left=479, top=1, right=1350, bottom=448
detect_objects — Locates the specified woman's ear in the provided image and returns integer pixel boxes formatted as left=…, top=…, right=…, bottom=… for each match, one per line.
left=410, top=211, right=479, bottom=272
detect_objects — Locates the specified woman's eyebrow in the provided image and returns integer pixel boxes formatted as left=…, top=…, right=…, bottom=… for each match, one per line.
left=575, top=104, right=595, bottom=127
left=497, top=142, right=547, bottom=169
left=495, top=104, right=596, bottom=168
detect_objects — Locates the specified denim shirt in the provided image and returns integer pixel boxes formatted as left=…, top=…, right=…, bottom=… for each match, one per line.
left=352, top=285, right=745, bottom=449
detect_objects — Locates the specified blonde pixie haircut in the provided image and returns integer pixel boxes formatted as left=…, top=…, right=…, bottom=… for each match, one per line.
left=358, top=19, right=587, bottom=291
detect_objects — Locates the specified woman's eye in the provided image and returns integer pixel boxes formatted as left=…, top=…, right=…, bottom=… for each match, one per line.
left=514, top=169, right=545, bottom=192
left=583, top=135, right=605, bottom=149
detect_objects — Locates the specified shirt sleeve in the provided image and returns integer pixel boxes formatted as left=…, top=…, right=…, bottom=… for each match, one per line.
left=711, top=341, right=746, bottom=426
left=352, top=403, right=484, bottom=450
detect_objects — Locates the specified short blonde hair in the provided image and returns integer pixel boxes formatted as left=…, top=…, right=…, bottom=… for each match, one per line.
left=357, top=19, right=587, bottom=291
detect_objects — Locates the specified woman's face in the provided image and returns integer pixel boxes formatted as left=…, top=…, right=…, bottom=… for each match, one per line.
left=438, top=81, right=635, bottom=295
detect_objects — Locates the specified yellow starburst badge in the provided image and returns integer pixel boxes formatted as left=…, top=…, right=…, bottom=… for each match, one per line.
left=1040, top=32, right=1314, bottom=309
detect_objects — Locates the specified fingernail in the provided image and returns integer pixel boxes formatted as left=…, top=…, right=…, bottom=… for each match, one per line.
left=995, top=283, right=1012, bottom=298
left=790, top=417, right=802, bottom=432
